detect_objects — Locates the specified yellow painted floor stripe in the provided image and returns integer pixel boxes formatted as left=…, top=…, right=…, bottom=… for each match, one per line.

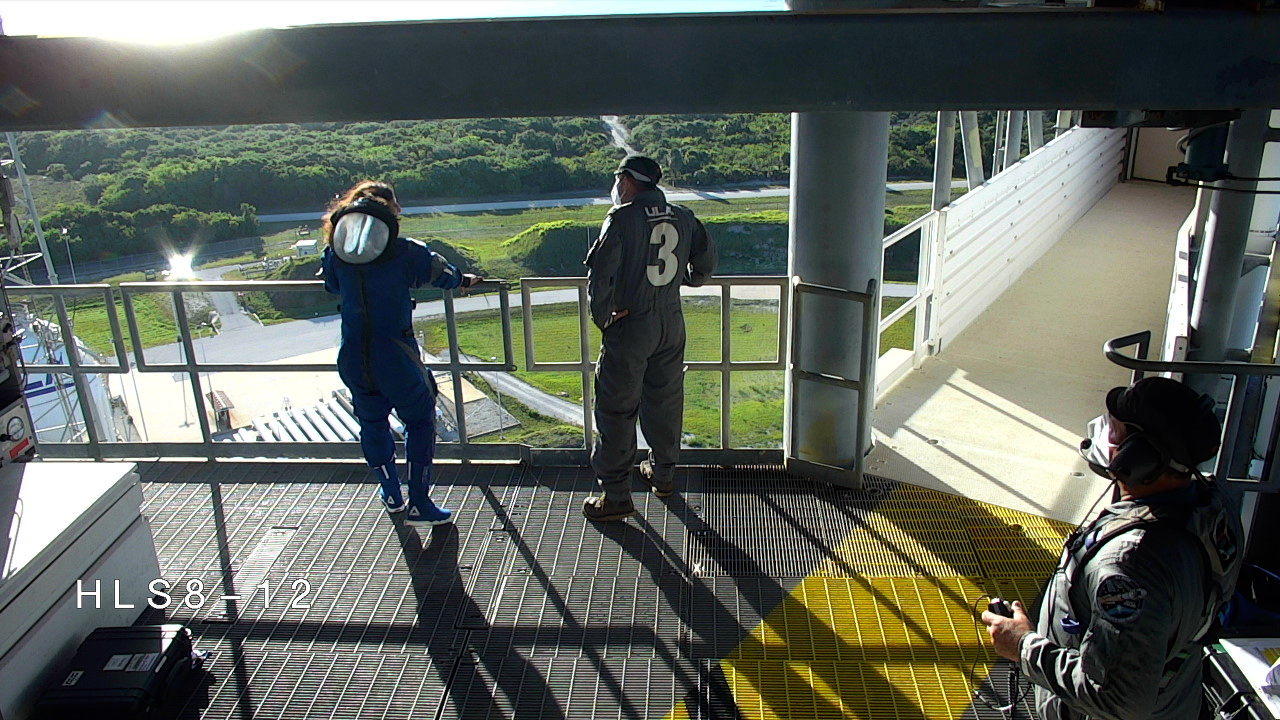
left=703, top=482, right=1073, bottom=719
left=661, top=701, right=692, bottom=720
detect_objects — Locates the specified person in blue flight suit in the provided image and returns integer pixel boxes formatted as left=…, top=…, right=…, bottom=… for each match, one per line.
left=321, top=180, right=481, bottom=527
left=982, top=377, right=1243, bottom=720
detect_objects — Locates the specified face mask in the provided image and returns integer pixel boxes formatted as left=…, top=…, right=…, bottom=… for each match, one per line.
left=1079, top=414, right=1117, bottom=479
left=610, top=181, right=624, bottom=206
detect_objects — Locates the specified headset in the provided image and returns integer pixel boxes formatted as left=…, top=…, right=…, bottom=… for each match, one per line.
left=1107, top=424, right=1184, bottom=486
left=1083, top=388, right=1217, bottom=487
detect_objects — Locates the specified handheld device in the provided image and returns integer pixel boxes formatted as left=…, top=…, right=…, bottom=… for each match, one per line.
left=988, top=598, right=1014, bottom=618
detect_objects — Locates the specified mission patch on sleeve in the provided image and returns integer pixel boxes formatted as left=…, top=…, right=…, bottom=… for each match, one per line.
left=1095, top=575, right=1147, bottom=623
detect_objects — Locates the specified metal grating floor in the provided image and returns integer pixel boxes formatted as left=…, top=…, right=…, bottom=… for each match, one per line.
left=133, top=461, right=1071, bottom=719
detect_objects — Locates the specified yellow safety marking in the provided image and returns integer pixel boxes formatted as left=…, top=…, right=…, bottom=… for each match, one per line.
left=661, top=700, right=692, bottom=720
left=669, top=482, right=1073, bottom=719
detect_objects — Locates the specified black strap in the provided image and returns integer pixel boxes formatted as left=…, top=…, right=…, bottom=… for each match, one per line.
left=1064, top=509, right=1214, bottom=687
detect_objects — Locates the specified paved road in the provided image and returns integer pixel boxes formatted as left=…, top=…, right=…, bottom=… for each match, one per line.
left=193, top=266, right=259, bottom=332
left=258, top=181, right=962, bottom=224
left=452, top=351, right=655, bottom=449
left=452, top=351, right=584, bottom=427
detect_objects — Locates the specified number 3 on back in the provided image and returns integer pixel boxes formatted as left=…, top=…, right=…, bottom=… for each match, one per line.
left=647, top=222, right=680, bottom=287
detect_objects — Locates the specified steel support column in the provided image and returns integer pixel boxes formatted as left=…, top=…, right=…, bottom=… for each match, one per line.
left=1027, top=111, right=1044, bottom=152
left=1055, top=110, right=1074, bottom=138
left=992, top=112, right=1006, bottom=176
left=785, top=111, right=889, bottom=485
left=1003, top=111, right=1025, bottom=172
left=4, top=133, right=56, bottom=283
left=1189, top=110, right=1271, bottom=391
left=933, top=110, right=956, bottom=211
left=959, top=111, right=985, bottom=190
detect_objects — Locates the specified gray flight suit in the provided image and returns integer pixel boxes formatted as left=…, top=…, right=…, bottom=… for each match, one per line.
left=1019, top=481, right=1242, bottom=720
left=586, top=187, right=717, bottom=500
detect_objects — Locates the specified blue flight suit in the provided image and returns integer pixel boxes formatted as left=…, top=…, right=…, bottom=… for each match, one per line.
left=321, top=214, right=463, bottom=512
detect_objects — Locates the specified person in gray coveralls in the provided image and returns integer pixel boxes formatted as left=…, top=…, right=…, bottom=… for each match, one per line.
left=582, top=155, right=718, bottom=521
left=982, top=377, right=1242, bottom=720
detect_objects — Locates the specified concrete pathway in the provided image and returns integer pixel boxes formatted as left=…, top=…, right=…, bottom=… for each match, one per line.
left=870, top=181, right=1197, bottom=525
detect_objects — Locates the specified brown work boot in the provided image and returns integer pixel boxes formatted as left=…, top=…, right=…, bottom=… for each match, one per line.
left=639, top=460, right=675, bottom=498
left=582, top=494, right=635, bottom=521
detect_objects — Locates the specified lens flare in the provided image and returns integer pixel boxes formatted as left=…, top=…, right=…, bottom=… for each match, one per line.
left=168, top=253, right=194, bottom=279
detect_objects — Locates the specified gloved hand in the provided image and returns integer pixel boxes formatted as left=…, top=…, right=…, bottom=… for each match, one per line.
left=460, top=274, right=484, bottom=293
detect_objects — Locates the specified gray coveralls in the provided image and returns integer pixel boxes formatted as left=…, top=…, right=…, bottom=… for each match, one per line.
left=1019, top=482, right=1242, bottom=720
left=586, top=187, right=717, bottom=501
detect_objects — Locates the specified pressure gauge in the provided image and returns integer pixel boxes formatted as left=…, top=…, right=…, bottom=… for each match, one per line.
left=6, top=415, right=24, bottom=440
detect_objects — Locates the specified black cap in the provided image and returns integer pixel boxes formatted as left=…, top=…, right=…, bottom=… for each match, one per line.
left=616, top=155, right=662, bottom=185
left=1106, top=377, right=1220, bottom=467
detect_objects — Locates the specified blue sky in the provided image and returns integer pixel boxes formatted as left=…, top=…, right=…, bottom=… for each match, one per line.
left=1, top=1, right=786, bottom=44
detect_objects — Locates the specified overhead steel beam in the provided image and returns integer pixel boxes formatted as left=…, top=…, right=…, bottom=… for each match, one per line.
left=2, top=10, right=1280, bottom=131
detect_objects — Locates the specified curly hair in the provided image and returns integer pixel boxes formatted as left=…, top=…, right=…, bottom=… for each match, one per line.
left=322, top=180, right=400, bottom=245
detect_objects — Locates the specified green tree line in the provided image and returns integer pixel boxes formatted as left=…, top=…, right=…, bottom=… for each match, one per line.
left=16, top=112, right=1024, bottom=216
left=502, top=207, right=925, bottom=278
left=12, top=112, right=1045, bottom=267
left=40, top=203, right=259, bottom=261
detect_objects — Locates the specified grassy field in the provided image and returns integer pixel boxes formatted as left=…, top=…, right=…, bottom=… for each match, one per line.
left=258, top=188, right=943, bottom=280
left=14, top=278, right=213, bottom=359
left=53, top=186, right=927, bottom=431
left=418, top=295, right=914, bottom=448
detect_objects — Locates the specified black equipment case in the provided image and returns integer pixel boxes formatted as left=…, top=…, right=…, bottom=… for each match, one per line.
left=33, top=624, right=193, bottom=719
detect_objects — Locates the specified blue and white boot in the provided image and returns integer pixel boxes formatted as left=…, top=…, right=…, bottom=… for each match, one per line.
left=405, top=498, right=453, bottom=527
left=404, top=461, right=453, bottom=527
left=374, top=463, right=407, bottom=514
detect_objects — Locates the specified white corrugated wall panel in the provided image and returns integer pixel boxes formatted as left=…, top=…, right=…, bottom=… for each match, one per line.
left=934, top=127, right=1125, bottom=348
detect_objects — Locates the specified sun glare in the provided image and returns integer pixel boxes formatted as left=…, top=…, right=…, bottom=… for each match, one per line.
left=1, top=1, right=786, bottom=45
left=168, top=254, right=194, bottom=279
left=2, top=2, right=268, bottom=45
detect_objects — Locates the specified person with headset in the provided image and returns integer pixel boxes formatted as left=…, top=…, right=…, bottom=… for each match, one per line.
left=982, top=376, right=1242, bottom=720
left=321, top=180, right=482, bottom=527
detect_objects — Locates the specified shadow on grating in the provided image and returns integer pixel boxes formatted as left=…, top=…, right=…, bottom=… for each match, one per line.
left=132, top=461, right=1067, bottom=720
left=472, top=574, right=687, bottom=659
left=442, top=654, right=700, bottom=720
left=692, top=659, right=747, bottom=720
left=961, top=660, right=1039, bottom=720
left=494, top=467, right=690, bottom=579
left=138, top=464, right=524, bottom=719
left=158, top=639, right=450, bottom=720
left=688, top=469, right=899, bottom=579
left=684, top=576, right=789, bottom=660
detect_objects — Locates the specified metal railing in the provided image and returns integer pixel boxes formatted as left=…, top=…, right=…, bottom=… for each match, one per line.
left=12, top=276, right=796, bottom=464
left=1105, top=330, right=1280, bottom=493
left=9, top=279, right=519, bottom=461
left=786, top=277, right=878, bottom=485
left=520, top=276, right=789, bottom=455
left=881, top=212, right=935, bottom=360
left=11, top=227, right=934, bottom=465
